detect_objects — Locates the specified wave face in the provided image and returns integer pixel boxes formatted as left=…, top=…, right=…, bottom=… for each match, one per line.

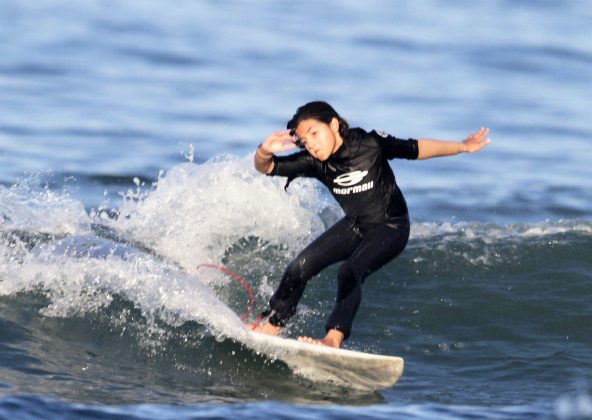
left=1, top=157, right=591, bottom=412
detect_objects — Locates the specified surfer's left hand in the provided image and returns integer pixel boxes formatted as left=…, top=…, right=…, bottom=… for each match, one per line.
left=462, top=127, right=491, bottom=153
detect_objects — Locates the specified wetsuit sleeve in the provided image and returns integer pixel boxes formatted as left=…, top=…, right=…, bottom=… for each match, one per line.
left=268, top=151, right=318, bottom=189
left=372, top=130, right=419, bottom=160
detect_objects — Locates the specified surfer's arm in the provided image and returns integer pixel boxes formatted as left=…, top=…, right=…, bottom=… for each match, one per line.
left=254, top=146, right=275, bottom=174
left=255, top=130, right=298, bottom=174
left=417, top=127, right=490, bottom=160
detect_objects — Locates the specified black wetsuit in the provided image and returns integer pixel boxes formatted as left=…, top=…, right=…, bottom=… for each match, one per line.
left=266, top=127, right=419, bottom=339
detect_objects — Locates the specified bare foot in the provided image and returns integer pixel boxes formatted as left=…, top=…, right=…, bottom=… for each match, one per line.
left=247, top=321, right=282, bottom=336
left=297, top=329, right=344, bottom=348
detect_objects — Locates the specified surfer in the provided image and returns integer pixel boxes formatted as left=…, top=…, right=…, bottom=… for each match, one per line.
left=250, top=101, right=490, bottom=348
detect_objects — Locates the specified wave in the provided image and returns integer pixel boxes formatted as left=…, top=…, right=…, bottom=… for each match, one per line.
left=1, top=158, right=591, bottom=336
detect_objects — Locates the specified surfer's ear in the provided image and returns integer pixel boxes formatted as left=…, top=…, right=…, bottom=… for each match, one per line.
left=330, top=117, right=340, bottom=134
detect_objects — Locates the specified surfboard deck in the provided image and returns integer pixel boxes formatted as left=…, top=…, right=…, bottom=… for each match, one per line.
left=243, top=330, right=404, bottom=390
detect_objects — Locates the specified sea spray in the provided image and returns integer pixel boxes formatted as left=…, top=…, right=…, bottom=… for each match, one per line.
left=102, top=156, right=340, bottom=281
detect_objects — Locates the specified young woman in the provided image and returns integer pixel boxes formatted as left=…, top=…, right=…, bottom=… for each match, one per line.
left=251, top=101, right=490, bottom=348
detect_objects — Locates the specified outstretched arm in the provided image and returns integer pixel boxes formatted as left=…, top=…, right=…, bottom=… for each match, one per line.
left=254, top=130, right=298, bottom=174
left=417, top=127, right=490, bottom=160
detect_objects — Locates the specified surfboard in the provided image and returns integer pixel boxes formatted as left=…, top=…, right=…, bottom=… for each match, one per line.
left=243, top=330, right=404, bottom=390
left=193, top=264, right=403, bottom=390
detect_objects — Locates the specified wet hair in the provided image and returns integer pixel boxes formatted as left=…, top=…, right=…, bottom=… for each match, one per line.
left=287, top=101, right=349, bottom=139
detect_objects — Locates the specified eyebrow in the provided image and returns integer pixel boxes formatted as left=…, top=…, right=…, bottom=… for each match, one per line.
left=305, top=125, right=318, bottom=135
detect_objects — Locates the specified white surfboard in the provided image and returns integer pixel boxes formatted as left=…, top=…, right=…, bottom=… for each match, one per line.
left=191, top=264, right=403, bottom=390
left=243, top=330, right=404, bottom=390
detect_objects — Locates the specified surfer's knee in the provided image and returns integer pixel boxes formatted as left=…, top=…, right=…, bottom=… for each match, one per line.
left=284, top=248, right=325, bottom=282
left=337, top=262, right=355, bottom=281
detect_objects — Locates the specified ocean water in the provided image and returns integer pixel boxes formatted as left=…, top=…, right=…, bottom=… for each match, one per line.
left=1, top=0, right=591, bottom=419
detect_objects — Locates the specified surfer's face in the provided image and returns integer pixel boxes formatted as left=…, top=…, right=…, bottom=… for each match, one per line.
left=293, top=118, right=343, bottom=161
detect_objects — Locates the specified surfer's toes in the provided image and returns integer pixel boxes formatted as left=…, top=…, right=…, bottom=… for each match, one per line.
left=297, top=336, right=323, bottom=346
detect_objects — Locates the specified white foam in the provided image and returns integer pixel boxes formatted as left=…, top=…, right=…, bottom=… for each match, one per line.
left=0, top=234, right=248, bottom=341
left=0, top=156, right=341, bottom=345
left=0, top=182, right=90, bottom=236
left=103, top=155, right=339, bottom=278
left=411, top=219, right=592, bottom=242
left=409, top=219, right=592, bottom=267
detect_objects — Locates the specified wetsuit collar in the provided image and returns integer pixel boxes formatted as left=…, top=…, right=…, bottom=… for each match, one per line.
left=328, top=130, right=350, bottom=160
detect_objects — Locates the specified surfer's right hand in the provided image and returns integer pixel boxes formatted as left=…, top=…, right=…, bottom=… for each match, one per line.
left=255, top=130, right=298, bottom=174
left=260, top=130, right=298, bottom=155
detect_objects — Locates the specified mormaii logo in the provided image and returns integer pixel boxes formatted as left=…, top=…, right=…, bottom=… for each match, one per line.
left=333, top=170, right=374, bottom=195
left=334, top=171, right=368, bottom=187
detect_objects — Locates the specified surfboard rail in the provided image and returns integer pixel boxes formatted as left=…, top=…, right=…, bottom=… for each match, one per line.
left=244, top=331, right=404, bottom=390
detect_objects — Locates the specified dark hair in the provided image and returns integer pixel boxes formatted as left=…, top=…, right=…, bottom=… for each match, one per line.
left=287, top=101, right=349, bottom=139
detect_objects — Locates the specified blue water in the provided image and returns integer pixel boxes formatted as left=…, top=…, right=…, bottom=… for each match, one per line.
left=1, top=1, right=592, bottom=419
